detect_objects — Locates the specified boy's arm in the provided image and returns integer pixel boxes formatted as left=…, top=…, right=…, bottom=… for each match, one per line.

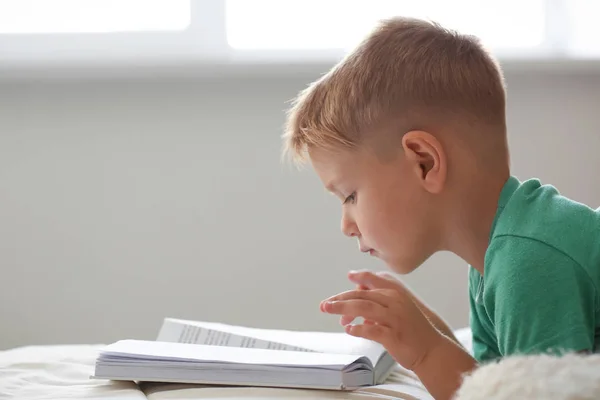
left=407, top=290, right=460, bottom=345
left=414, top=333, right=477, bottom=400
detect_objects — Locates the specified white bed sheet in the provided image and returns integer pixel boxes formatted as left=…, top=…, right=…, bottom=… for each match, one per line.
left=0, top=344, right=145, bottom=400
left=0, top=328, right=472, bottom=400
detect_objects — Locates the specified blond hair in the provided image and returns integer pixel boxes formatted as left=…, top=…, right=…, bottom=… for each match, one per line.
left=282, top=16, right=507, bottom=164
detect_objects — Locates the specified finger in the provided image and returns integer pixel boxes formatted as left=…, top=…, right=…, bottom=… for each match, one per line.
left=349, top=270, right=404, bottom=291
left=345, top=323, right=392, bottom=345
left=322, top=288, right=395, bottom=308
left=323, top=299, right=391, bottom=325
left=341, top=315, right=377, bottom=326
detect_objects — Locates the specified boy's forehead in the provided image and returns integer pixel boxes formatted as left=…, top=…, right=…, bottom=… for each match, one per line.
left=310, top=147, right=352, bottom=170
left=309, top=147, right=364, bottom=189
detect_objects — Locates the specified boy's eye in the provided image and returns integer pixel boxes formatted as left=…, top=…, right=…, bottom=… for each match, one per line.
left=343, top=192, right=356, bottom=204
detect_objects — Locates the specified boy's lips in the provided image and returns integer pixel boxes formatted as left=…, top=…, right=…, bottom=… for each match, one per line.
left=360, top=247, right=375, bottom=255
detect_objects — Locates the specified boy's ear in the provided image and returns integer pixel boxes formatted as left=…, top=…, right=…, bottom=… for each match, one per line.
left=401, top=130, right=447, bottom=194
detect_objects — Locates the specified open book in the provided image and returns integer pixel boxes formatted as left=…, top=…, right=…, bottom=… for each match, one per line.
left=92, top=317, right=398, bottom=391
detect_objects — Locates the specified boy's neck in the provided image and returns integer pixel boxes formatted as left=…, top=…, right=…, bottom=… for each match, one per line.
left=443, top=169, right=510, bottom=275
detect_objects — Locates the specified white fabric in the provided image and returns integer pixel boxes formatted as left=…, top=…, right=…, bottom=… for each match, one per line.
left=455, top=353, right=600, bottom=400
left=0, top=329, right=473, bottom=399
left=141, top=367, right=434, bottom=400
left=454, top=327, right=473, bottom=355
left=0, top=344, right=145, bottom=399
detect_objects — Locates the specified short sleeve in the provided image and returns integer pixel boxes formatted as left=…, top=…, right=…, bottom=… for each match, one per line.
left=484, top=235, right=597, bottom=357
left=468, top=268, right=501, bottom=362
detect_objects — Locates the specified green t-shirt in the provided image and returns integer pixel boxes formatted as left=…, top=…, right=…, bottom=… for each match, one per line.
left=469, top=175, right=600, bottom=363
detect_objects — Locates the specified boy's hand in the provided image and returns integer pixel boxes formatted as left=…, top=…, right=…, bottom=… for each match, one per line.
left=344, top=270, right=460, bottom=345
left=320, top=270, right=444, bottom=371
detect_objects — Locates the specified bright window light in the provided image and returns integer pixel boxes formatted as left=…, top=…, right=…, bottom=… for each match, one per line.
left=225, top=0, right=545, bottom=51
left=0, top=0, right=190, bottom=34
left=567, top=0, right=600, bottom=57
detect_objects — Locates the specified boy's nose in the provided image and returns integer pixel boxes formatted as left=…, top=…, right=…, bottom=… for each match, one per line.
left=341, top=213, right=359, bottom=238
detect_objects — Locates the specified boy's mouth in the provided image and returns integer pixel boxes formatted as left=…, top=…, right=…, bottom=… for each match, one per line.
left=360, top=247, right=375, bottom=255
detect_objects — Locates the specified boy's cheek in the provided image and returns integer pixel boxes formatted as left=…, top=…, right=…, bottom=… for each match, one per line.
left=361, top=221, right=392, bottom=254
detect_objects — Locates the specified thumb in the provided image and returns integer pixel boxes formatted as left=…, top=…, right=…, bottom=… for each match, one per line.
left=348, top=270, right=403, bottom=291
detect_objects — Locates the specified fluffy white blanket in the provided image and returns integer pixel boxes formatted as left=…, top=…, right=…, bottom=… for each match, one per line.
left=455, top=353, right=600, bottom=400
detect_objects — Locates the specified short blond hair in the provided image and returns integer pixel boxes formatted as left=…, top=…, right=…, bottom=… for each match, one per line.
left=282, top=17, right=507, bottom=164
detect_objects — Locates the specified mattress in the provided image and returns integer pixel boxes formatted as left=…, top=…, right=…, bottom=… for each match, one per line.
left=0, top=328, right=472, bottom=399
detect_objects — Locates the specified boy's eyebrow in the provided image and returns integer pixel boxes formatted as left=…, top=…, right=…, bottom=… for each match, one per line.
left=325, top=182, right=338, bottom=193
left=325, top=182, right=342, bottom=197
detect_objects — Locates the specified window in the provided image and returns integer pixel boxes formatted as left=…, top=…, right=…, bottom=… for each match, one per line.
left=0, top=0, right=190, bottom=34
left=0, top=0, right=598, bottom=78
left=225, top=0, right=545, bottom=52
left=566, top=0, right=600, bottom=57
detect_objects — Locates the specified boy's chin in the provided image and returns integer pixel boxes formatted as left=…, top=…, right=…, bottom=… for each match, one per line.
left=384, top=256, right=421, bottom=275
left=382, top=245, right=439, bottom=274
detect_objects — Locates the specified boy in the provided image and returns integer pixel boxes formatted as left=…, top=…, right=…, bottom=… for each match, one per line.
left=281, top=16, right=600, bottom=400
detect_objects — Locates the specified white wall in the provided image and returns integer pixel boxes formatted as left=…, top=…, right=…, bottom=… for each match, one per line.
left=1, top=69, right=599, bottom=350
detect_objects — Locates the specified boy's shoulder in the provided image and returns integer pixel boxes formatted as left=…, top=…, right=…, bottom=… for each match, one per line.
left=470, top=176, right=600, bottom=360
left=489, top=175, right=600, bottom=280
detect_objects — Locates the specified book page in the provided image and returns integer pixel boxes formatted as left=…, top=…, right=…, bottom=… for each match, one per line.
left=158, top=318, right=386, bottom=365
left=157, top=318, right=312, bottom=352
